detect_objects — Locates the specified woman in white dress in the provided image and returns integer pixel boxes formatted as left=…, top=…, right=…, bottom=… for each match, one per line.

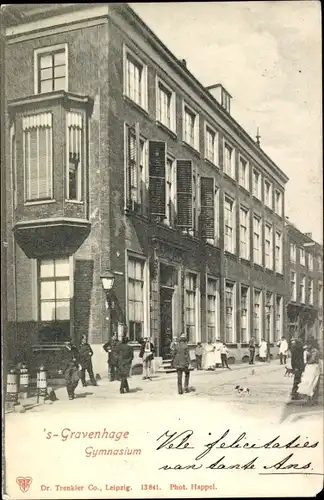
left=298, top=339, right=321, bottom=404
left=203, top=341, right=215, bottom=370
left=258, top=338, right=267, bottom=362
left=213, top=339, right=223, bottom=368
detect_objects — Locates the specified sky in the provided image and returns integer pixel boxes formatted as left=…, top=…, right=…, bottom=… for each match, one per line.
left=130, top=1, right=323, bottom=244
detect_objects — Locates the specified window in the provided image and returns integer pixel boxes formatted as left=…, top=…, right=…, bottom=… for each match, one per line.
left=221, top=89, right=231, bottom=113
left=124, top=48, right=147, bottom=109
left=290, top=242, right=296, bottom=262
left=225, top=281, right=236, bottom=343
left=240, top=286, right=249, bottom=343
left=183, top=104, right=199, bottom=150
left=10, top=123, right=17, bottom=208
left=125, top=125, right=148, bottom=213
left=206, top=278, right=219, bottom=342
left=205, top=125, right=218, bottom=165
left=128, top=257, right=146, bottom=342
left=300, top=276, right=306, bottom=303
left=156, top=78, right=176, bottom=132
left=291, top=271, right=296, bottom=301
left=35, top=45, right=67, bottom=94
left=264, top=180, right=272, bottom=208
left=275, top=189, right=283, bottom=216
left=307, top=253, right=313, bottom=270
left=265, top=292, right=274, bottom=343
left=308, top=279, right=314, bottom=305
left=275, top=295, right=283, bottom=342
left=275, top=231, right=282, bottom=273
left=239, top=207, right=250, bottom=260
left=265, top=223, right=273, bottom=269
left=38, top=258, right=70, bottom=320
left=252, top=169, right=261, bottom=199
left=300, top=247, right=305, bottom=266
left=317, top=255, right=323, bottom=271
left=253, top=289, right=262, bottom=343
left=253, top=215, right=262, bottom=265
left=165, top=157, right=176, bottom=226
left=239, top=156, right=249, bottom=190
left=223, top=142, right=235, bottom=178
left=185, top=273, right=198, bottom=343
left=66, top=112, right=83, bottom=201
left=319, top=282, right=323, bottom=308
left=23, top=113, right=53, bottom=202
left=224, top=196, right=235, bottom=253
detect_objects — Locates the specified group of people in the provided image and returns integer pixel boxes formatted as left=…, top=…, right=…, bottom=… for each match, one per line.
left=290, top=336, right=321, bottom=404
left=193, top=339, right=231, bottom=370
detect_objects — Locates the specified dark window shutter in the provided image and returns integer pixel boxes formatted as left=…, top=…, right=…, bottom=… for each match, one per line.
left=200, top=177, right=215, bottom=240
left=149, top=141, right=166, bottom=218
left=176, top=159, right=192, bottom=228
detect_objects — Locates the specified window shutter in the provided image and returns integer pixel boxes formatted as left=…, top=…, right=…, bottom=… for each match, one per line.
left=200, top=177, right=215, bottom=240
left=149, top=141, right=166, bottom=218
left=176, top=159, right=192, bottom=228
left=29, top=129, right=38, bottom=200
left=38, top=127, right=49, bottom=199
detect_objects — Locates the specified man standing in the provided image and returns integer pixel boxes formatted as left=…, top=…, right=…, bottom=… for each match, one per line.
left=139, top=337, right=155, bottom=380
left=116, top=336, right=134, bottom=394
left=63, top=338, right=80, bottom=400
left=79, top=335, right=97, bottom=386
left=248, top=336, right=256, bottom=365
left=172, top=334, right=191, bottom=394
left=195, top=342, right=204, bottom=370
left=277, top=336, right=289, bottom=365
left=290, top=337, right=305, bottom=400
left=103, top=333, right=119, bottom=381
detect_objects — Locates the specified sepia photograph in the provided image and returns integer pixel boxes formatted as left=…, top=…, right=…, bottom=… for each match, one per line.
left=1, top=2, right=323, bottom=498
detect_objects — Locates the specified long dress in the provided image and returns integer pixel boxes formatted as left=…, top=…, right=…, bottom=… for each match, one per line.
left=203, top=344, right=215, bottom=370
left=259, top=341, right=267, bottom=360
left=298, top=348, right=321, bottom=399
left=213, top=341, right=222, bottom=367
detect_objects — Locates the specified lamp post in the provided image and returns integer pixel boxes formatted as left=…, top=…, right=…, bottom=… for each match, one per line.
left=100, top=271, right=115, bottom=340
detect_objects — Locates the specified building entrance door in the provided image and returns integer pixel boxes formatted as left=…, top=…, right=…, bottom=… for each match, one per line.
left=160, top=286, right=174, bottom=359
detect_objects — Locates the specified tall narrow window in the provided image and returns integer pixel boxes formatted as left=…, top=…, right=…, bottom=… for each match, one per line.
left=156, top=79, right=175, bottom=132
left=239, top=156, right=249, bottom=190
left=275, top=295, right=283, bottom=342
left=225, top=281, right=235, bottom=343
left=300, top=276, right=306, bottom=303
left=23, top=113, right=53, bottom=202
left=224, top=196, right=235, bottom=253
left=224, top=142, right=234, bottom=178
left=240, top=207, right=250, bottom=260
left=183, top=104, right=199, bottom=150
left=36, top=46, right=67, bottom=94
left=10, top=123, right=17, bottom=208
left=206, top=278, right=218, bottom=343
left=300, top=247, right=306, bottom=266
left=125, top=125, right=148, bottom=214
left=253, top=215, right=262, bottom=265
left=185, top=273, right=198, bottom=343
left=308, top=279, right=314, bottom=305
left=205, top=126, right=218, bottom=165
left=319, top=282, right=323, bottom=308
left=265, top=292, right=274, bottom=343
left=124, top=50, right=147, bottom=109
left=67, top=112, right=83, bottom=201
left=38, top=258, right=70, bottom=320
left=265, top=223, right=273, bottom=269
left=164, top=157, right=176, bottom=226
left=240, top=286, right=249, bottom=343
left=307, top=253, right=313, bottom=270
left=252, top=169, right=261, bottom=199
left=290, top=242, right=296, bottom=262
left=275, top=189, right=283, bottom=216
left=264, top=180, right=272, bottom=208
left=128, top=257, right=145, bottom=342
left=291, top=271, right=296, bottom=301
left=275, top=231, right=282, bottom=273
left=253, top=289, right=262, bottom=343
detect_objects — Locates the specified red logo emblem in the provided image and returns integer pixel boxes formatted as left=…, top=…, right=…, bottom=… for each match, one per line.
left=16, top=477, right=32, bottom=493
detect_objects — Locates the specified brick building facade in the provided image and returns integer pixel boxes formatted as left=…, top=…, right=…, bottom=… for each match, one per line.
left=2, top=3, right=294, bottom=370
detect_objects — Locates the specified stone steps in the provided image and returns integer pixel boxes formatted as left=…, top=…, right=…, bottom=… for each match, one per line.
left=156, top=359, right=176, bottom=373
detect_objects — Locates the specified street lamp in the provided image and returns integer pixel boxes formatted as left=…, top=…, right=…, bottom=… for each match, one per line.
left=100, top=271, right=116, bottom=340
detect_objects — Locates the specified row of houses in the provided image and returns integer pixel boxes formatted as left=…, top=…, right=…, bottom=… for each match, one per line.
left=1, top=3, right=322, bottom=370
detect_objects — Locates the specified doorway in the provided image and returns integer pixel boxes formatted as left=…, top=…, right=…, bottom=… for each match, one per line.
left=160, top=286, right=174, bottom=359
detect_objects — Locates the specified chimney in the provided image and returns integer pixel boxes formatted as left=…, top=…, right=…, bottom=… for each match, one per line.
left=304, top=232, right=312, bottom=239
left=256, top=127, right=261, bottom=147
left=206, top=83, right=231, bottom=113
left=178, top=59, right=187, bottom=68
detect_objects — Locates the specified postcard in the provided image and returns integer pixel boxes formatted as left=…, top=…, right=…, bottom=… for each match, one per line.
left=1, top=2, right=323, bottom=499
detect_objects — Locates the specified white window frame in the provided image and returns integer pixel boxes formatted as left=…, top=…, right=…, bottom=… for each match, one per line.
left=319, top=282, right=323, bottom=308
left=206, top=276, right=220, bottom=343
left=206, top=185, right=220, bottom=247
left=264, top=179, right=272, bottom=209
left=156, top=76, right=176, bottom=133
left=66, top=111, right=84, bottom=202
left=34, top=43, right=68, bottom=95
left=300, top=247, right=306, bottom=266
left=275, top=231, right=283, bottom=274
left=223, top=139, right=235, bottom=179
left=185, top=271, right=200, bottom=343
left=239, top=205, right=250, bottom=260
left=204, top=122, right=219, bottom=166
left=290, top=242, right=296, bottom=263
left=291, top=271, right=297, bottom=301
left=300, top=275, right=306, bottom=304
left=252, top=168, right=261, bottom=199
left=123, top=45, right=148, bottom=111
left=182, top=101, right=200, bottom=151
left=224, top=194, right=236, bottom=254
left=264, top=222, right=273, bottom=270
left=124, top=123, right=149, bottom=213
left=224, top=280, right=236, bottom=343
left=125, top=252, right=150, bottom=342
left=253, top=288, right=263, bottom=343
left=253, top=214, right=262, bottom=265
left=164, top=156, right=177, bottom=227
left=275, top=189, right=283, bottom=216
left=265, top=291, right=274, bottom=343
left=238, top=154, right=249, bottom=190
left=38, top=257, right=72, bottom=322
left=307, top=253, right=313, bottom=271
left=240, top=285, right=250, bottom=343
left=275, top=295, right=283, bottom=342
left=308, top=279, right=314, bottom=305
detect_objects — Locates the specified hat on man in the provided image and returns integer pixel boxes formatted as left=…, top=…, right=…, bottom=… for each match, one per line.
left=179, top=334, right=187, bottom=341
